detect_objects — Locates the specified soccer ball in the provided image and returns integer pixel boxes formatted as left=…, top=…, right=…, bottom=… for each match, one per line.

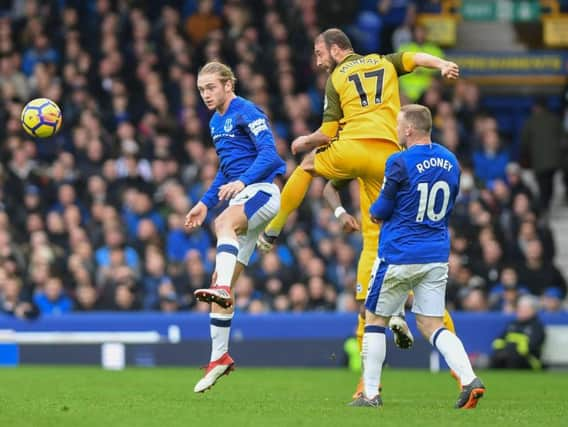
left=21, top=98, right=63, bottom=138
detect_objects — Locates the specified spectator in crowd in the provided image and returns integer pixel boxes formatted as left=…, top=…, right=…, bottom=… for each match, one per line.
left=516, top=239, right=566, bottom=298
left=0, top=274, right=38, bottom=319
left=473, top=130, right=510, bottom=185
left=33, top=276, right=73, bottom=315
left=490, top=295, right=546, bottom=370
left=398, top=24, right=444, bottom=101
left=186, top=0, right=222, bottom=45
left=540, top=287, right=565, bottom=313
left=74, top=285, right=102, bottom=312
left=488, top=267, right=528, bottom=313
left=521, top=98, right=565, bottom=211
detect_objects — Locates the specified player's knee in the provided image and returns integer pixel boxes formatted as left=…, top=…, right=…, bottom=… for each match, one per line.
left=365, top=310, right=387, bottom=327
left=214, top=209, right=246, bottom=235
left=415, top=315, right=444, bottom=339
left=214, top=215, right=235, bottom=235
left=300, top=152, right=315, bottom=172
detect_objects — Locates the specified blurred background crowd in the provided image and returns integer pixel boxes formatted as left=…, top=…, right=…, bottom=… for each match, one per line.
left=0, top=0, right=566, bottom=318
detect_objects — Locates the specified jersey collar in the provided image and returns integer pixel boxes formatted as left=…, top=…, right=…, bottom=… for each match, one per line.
left=337, top=52, right=362, bottom=67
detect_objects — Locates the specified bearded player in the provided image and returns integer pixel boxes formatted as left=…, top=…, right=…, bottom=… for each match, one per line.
left=256, top=28, right=459, bottom=398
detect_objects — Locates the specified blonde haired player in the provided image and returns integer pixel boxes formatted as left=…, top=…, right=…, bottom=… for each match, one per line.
left=256, top=28, right=459, bottom=398
left=186, top=62, right=286, bottom=393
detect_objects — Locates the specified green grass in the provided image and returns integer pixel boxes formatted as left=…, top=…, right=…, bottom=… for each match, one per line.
left=0, top=367, right=566, bottom=427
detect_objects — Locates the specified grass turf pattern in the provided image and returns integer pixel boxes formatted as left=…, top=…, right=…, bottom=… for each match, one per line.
left=0, top=367, right=566, bottom=427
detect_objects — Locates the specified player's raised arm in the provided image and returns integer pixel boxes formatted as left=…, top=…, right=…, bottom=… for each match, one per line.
left=413, top=52, right=459, bottom=80
left=385, top=52, right=459, bottom=80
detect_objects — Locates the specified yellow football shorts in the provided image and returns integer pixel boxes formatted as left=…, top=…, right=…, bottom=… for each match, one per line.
left=314, top=137, right=401, bottom=300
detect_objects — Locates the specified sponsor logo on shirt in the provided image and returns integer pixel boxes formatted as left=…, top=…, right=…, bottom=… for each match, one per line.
left=248, top=118, right=269, bottom=136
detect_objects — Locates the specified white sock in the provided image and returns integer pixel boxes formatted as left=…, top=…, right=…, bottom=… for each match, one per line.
left=431, top=328, right=476, bottom=386
left=363, top=326, right=386, bottom=398
left=215, top=238, right=239, bottom=287
left=210, top=312, right=234, bottom=361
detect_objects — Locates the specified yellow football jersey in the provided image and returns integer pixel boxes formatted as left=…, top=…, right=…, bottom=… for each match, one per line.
left=322, top=52, right=416, bottom=143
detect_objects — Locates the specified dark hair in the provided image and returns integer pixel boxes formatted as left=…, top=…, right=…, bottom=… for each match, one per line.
left=316, top=28, right=353, bottom=50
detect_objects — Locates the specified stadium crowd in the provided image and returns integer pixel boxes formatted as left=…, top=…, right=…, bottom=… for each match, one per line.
left=0, top=0, right=566, bottom=318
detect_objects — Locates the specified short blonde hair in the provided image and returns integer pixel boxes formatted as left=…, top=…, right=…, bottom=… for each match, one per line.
left=198, top=61, right=237, bottom=87
left=401, top=104, right=432, bottom=135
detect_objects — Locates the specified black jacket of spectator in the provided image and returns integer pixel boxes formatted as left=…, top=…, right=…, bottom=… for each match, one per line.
left=490, top=314, right=545, bottom=370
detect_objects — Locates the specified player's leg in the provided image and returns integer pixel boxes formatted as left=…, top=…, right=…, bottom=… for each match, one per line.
left=194, top=262, right=243, bottom=393
left=442, top=308, right=462, bottom=388
left=258, top=151, right=316, bottom=249
left=358, top=147, right=414, bottom=350
left=193, top=204, right=248, bottom=393
left=194, top=204, right=248, bottom=307
left=259, top=140, right=357, bottom=251
left=443, top=309, right=456, bottom=333
left=412, top=263, right=485, bottom=409
left=350, top=262, right=410, bottom=407
left=195, top=184, right=281, bottom=393
left=352, top=178, right=380, bottom=398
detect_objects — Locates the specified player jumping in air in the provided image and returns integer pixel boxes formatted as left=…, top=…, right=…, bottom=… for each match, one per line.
left=256, top=28, right=459, bottom=398
left=185, top=62, right=286, bottom=393
left=351, top=104, right=485, bottom=409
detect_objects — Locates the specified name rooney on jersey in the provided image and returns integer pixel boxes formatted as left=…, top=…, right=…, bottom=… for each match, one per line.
left=415, top=157, right=454, bottom=174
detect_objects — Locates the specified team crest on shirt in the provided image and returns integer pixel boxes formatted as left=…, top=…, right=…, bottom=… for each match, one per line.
left=224, top=119, right=232, bottom=132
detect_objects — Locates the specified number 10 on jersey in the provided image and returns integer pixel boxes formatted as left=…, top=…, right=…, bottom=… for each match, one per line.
left=416, top=181, right=450, bottom=222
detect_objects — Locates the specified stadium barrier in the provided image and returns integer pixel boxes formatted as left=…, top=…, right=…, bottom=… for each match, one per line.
left=1, top=312, right=567, bottom=368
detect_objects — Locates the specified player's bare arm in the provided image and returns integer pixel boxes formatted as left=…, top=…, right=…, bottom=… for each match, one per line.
left=413, top=53, right=459, bottom=80
left=291, top=128, right=331, bottom=155
left=322, top=180, right=360, bottom=233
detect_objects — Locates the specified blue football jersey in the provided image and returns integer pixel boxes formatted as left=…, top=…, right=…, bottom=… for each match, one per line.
left=370, top=143, right=461, bottom=264
left=201, top=97, right=286, bottom=209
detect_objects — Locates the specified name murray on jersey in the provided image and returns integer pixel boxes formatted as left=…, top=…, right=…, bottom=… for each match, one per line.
left=338, top=56, right=381, bottom=73
left=415, top=156, right=454, bottom=174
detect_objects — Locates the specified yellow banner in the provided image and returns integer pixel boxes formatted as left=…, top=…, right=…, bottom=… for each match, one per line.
left=418, top=14, right=457, bottom=47
left=543, top=16, right=568, bottom=47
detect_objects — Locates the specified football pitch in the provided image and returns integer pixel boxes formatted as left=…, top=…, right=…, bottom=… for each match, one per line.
left=0, top=367, right=566, bottom=427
